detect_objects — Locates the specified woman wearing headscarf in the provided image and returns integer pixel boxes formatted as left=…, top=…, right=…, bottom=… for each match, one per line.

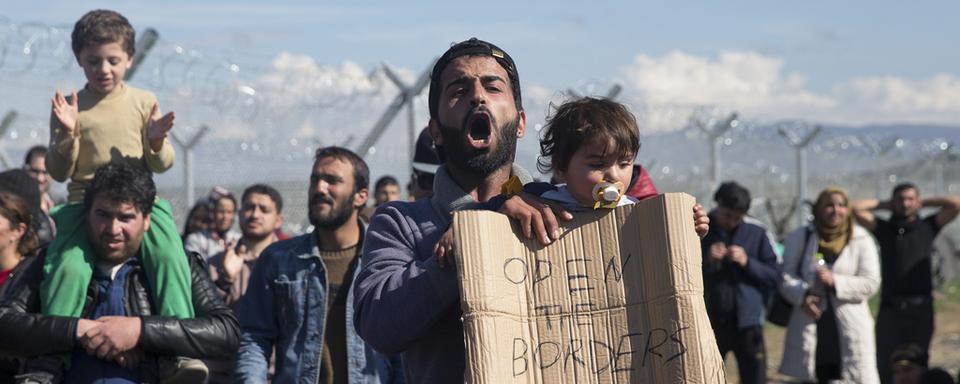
left=778, top=187, right=881, bottom=383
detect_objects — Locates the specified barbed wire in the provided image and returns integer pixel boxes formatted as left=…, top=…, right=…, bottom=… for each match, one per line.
left=0, top=16, right=957, bottom=235
left=0, top=17, right=393, bottom=134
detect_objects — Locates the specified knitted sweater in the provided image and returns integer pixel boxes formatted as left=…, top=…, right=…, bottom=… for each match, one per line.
left=47, top=83, right=174, bottom=202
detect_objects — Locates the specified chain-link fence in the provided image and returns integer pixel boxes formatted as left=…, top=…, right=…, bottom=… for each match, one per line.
left=1, top=16, right=958, bottom=242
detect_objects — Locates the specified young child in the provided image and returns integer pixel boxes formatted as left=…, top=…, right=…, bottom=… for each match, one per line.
left=531, top=97, right=642, bottom=210
left=473, top=97, right=643, bottom=212
left=434, top=97, right=708, bottom=263
left=41, top=9, right=202, bottom=381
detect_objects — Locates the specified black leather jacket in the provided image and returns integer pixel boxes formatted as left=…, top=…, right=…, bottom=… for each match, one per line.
left=0, top=250, right=240, bottom=380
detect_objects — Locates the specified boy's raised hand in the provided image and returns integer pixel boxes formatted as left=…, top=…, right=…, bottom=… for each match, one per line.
left=147, top=102, right=175, bottom=151
left=51, top=90, right=79, bottom=136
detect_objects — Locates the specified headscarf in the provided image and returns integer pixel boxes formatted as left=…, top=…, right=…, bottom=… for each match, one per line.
left=813, top=186, right=853, bottom=261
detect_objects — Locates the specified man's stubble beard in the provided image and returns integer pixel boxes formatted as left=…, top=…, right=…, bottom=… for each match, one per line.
left=242, top=226, right=276, bottom=243
left=309, top=194, right=356, bottom=230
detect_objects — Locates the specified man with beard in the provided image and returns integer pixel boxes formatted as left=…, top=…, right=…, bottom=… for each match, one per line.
left=353, top=38, right=577, bottom=383
left=207, top=184, right=284, bottom=310
left=234, top=147, right=402, bottom=383
left=205, top=184, right=283, bottom=383
left=851, top=184, right=960, bottom=383
left=0, top=162, right=239, bottom=382
left=356, top=39, right=711, bottom=383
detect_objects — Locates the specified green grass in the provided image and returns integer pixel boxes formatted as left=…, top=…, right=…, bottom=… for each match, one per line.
left=935, top=279, right=960, bottom=313
left=867, top=278, right=960, bottom=315
left=939, top=279, right=960, bottom=302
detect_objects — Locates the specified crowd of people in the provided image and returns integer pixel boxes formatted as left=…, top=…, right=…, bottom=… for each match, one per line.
left=0, top=8, right=957, bottom=384
left=701, top=181, right=960, bottom=384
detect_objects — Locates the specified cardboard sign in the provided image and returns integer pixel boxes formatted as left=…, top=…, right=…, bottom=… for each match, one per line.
left=453, top=193, right=724, bottom=383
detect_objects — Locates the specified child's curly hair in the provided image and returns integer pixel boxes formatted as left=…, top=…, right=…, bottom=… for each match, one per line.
left=71, top=9, right=136, bottom=57
left=538, top=97, right=641, bottom=174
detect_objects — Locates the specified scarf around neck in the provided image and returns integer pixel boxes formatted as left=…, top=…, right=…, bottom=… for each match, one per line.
left=814, top=187, right=853, bottom=261
left=430, top=164, right=533, bottom=226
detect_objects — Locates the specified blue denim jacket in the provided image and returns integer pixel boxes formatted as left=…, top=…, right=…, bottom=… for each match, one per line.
left=235, top=228, right=403, bottom=383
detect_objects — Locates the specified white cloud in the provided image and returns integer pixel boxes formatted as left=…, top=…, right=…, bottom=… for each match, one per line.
left=256, top=52, right=386, bottom=109
left=617, top=50, right=834, bottom=131
left=189, top=52, right=398, bottom=140
left=168, top=49, right=959, bottom=146
left=615, top=50, right=959, bottom=130
left=831, top=74, right=960, bottom=124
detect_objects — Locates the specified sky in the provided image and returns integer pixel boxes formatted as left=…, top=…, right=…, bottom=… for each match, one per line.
left=2, top=1, right=960, bottom=185
left=5, top=1, right=958, bottom=87
left=2, top=0, right=959, bottom=220
left=4, top=0, right=959, bottom=128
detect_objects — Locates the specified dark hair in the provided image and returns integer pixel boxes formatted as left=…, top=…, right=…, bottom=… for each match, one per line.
left=242, top=184, right=284, bottom=214
left=214, top=194, right=237, bottom=211
left=71, top=9, right=136, bottom=57
left=83, top=162, right=155, bottom=215
left=182, top=200, right=211, bottom=238
left=413, top=170, right=434, bottom=192
left=890, top=343, right=928, bottom=368
left=23, top=146, right=47, bottom=165
left=714, top=181, right=751, bottom=214
left=413, top=126, right=443, bottom=168
left=0, top=191, right=38, bottom=257
left=428, top=38, right=522, bottom=120
left=892, top=182, right=919, bottom=197
left=375, top=176, right=399, bottom=192
left=0, top=170, right=40, bottom=216
left=314, top=146, right=369, bottom=193
left=537, top=97, right=641, bottom=174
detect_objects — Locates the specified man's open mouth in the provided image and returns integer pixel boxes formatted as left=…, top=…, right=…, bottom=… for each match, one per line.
left=466, top=112, right=492, bottom=149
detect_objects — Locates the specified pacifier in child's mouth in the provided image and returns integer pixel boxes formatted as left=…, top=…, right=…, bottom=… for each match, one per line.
left=591, top=181, right=625, bottom=209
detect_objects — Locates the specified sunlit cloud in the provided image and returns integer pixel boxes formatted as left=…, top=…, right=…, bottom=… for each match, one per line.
left=615, top=50, right=958, bottom=131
